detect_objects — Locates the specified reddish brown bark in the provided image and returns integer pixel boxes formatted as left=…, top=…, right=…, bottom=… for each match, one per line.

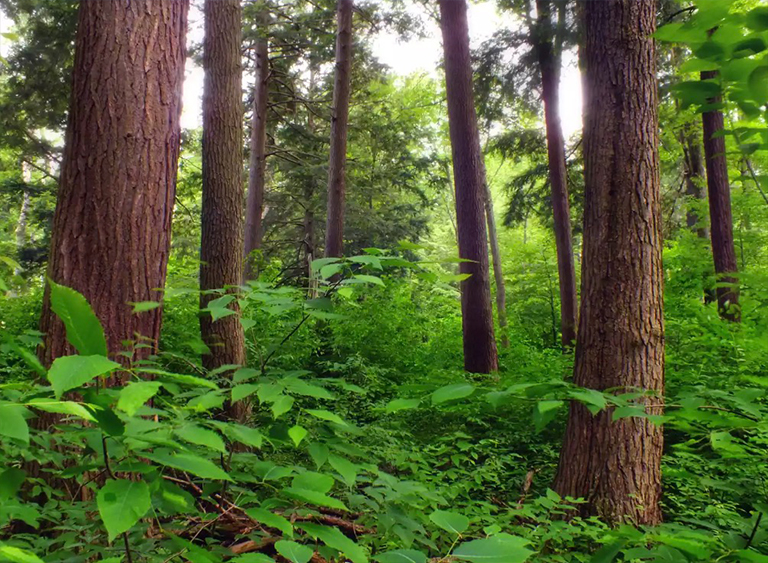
left=39, top=0, right=188, bottom=371
left=534, top=0, right=578, bottom=349
left=200, top=0, right=246, bottom=383
left=243, top=11, right=270, bottom=281
left=553, top=0, right=664, bottom=525
left=324, top=0, right=353, bottom=258
left=439, top=0, right=498, bottom=374
left=701, top=70, right=739, bottom=322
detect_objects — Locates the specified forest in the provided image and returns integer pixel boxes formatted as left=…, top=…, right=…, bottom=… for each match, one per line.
left=1, top=0, right=768, bottom=561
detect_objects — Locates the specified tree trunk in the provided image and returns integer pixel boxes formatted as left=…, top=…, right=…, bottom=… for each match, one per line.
left=243, top=10, right=270, bottom=281
left=439, top=0, right=498, bottom=374
left=553, top=0, right=664, bottom=526
left=682, top=126, right=708, bottom=237
left=483, top=180, right=508, bottom=348
left=200, top=0, right=246, bottom=390
left=14, top=161, right=31, bottom=276
left=324, top=0, right=353, bottom=258
left=701, top=70, right=739, bottom=322
left=534, top=0, right=578, bottom=349
left=39, top=0, right=188, bottom=371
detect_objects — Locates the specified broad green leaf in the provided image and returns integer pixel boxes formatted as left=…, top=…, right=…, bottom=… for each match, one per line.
left=746, top=6, right=768, bottom=31
left=0, top=545, right=45, bottom=563
left=49, top=280, right=108, bottom=356
left=148, top=371, right=219, bottom=390
left=0, top=468, right=25, bottom=499
left=283, top=379, right=335, bottom=400
left=308, top=442, right=330, bottom=469
left=275, top=542, right=314, bottom=563
left=155, top=480, right=196, bottom=515
left=328, top=454, right=358, bottom=487
left=305, top=409, right=347, bottom=425
left=429, top=510, right=469, bottom=535
left=174, top=424, right=226, bottom=453
left=568, top=389, right=606, bottom=415
left=258, top=383, right=284, bottom=403
left=187, top=391, right=225, bottom=412
left=117, top=381, right=162, bottom=416
left=453, top=534, right=533, bottom=563
left=289, top=425, right=308, bottom=447
left=590, top=540, right=626, bottom=563
left=27, top=399, right=96, bottom=422
left=374, top=551, right=426, bottom=563
left=283, top=487, right=348, bottom=511
left=431, top=383, right=474, bottom=405
left=90, top=405, right=125, bottom=436
left=0, top=404, right=29, bottom=444
left=385, top=398, right=420, bottom=413
left=748, top=66, right=768, bottom=104
left=533, top=400, right=564, bottom=433
left=292, top=471, right=334, bottom=493
left=232, top=384, right=259, bottom=404
left=143, top=450, right=232, bottom=481
left=130, top=301, right=160, bottom=313
left=96, top=479, right=151, bottom=541
left=232, top=555, right=275, bottom=563
left=222, top=423, right=264, bottom=449
left=245, top=507, right=293, bottom=537
left=352, top=274, right=384, bottom=287
left=233, top=367, right=259, bottom=383
left=271, top=395, right=295, bottom=418
left=47, top=355, right=121, bottom=398
left=298, top=522, right=368, bottom=563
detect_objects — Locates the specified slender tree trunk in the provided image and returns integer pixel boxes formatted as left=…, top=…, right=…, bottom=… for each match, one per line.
left=701, top=70, right=739, bottom=322
left=553, top=0, right=664, bottom=525
left=39, top=0, right=188, bottom=372
left=483, top=180, right=508, bottom=348
left=534, top=0, right=578, bottom=349
left=682, top=127, right=708, bottom=237
left=14, top=161, right=31, bottom=276
left=200, top=0, right=247, bottom=396
left=243, top=10, right=270, bottom=281
left=324, top=0, right=353, bottom=258
left=439, top=0, right=498, bottom=374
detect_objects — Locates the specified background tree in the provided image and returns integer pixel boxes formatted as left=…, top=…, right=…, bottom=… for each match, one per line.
left=553, top=0, right=664, bottom=524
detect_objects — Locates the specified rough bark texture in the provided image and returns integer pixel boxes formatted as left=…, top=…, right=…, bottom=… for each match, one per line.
left=439, top=0, right=498, bottom=374
left=483, top=180, right=508, bottom=348
left=534, top=0, right=578, bottom=348
left=682, top=126, right=708, bottom=237
left=324, top=0, right=353, bottom=258
left=200, top=0, right=246, bottom=379
left=553, top=0, right=664, bottom=526
left=701, top=70, right=740, bottom=322
left=243, top=11, right=269, bottom=281
left=39, top=0, right=188, bottom=371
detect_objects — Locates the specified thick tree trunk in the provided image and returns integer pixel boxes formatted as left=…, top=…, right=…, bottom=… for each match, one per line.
left=439, top=0, right=498, bottom=374
left=483, top=181, right=508, bottom=348
left=39, top=0, right=188, bottom=371
left=553, top=0, right=664, bottom=525
left=701, top=70, right=739, bottom=322
left=243, top=11, right=269, bottom=281
left=200, top=0, right=246, bottom=387
left=535, top=0, right=578, bottom=349
left=324, top=0, right=353, bottom=258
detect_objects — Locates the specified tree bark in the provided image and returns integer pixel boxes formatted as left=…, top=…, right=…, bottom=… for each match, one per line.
left=200, top=0, right=246, bottom=384
left=439, top=0, right=498, bottom=374
left=534, top=0, right=578, bottom=349
left=243, top=10, right=270, bottom=281
left=483, top=180, right=508, bottom=348
left=553, top=0, right=664, bottom=526
left=324, top=0, right=353, bottom=258
left=682, top=126, right=708, bottom=237
left=39, top=0, right=188, bottom=371
left=701, top=70, right=739, bottom=322
left=14, top=161, right=31, bottom=276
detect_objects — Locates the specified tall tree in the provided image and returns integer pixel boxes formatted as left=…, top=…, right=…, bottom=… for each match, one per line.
left=243, top=8, right=270, bottom=280
left=324, top=0, right=354, bottom=258
left=701, top=70, right=739, bottom=322
left=200, top=0, right=246, bottom=376
left=553, top=0, right=664, bottom=525
left=534, top=0, right=578, bottom=348
left=39, top=0, right=188, bottom=369
left=484, top=180, right=508, bottom=348
left=439, top=0, right=499, bottom=374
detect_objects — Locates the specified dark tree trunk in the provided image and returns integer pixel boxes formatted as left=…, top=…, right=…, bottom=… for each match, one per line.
left=243, top=10, right=269, bottom=281
left=701, top=70, right=739, bottom=322
left=200, top=0, right=246, bottom=387
left=534, top=0, right=578, bottom=349
left=682, top=127, right=708, bottom=237
left=439, top=0, right=498, bottom=374
left=39, top=0, right=188, bottom=371
left=553, top=0, right=664, bottom=525
left=324, top=0, right=353, bottom=258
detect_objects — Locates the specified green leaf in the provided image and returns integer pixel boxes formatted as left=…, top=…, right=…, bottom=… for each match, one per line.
left=305, top=409, right=347, bottom=425
left=130, top=301, right=160, bottom=313
left=385, top=398, right=420, bottom=413
left=568, top=389, right=606, bottom=415
left=222, top=423, right=264, bottom=449
left=748, top=66, right=768, bottom=104
left=275, top=542, right=313, bottom=563
left=232, top=384, right=259, bottom=404
left=149, top=371, right=219, bottom=390
left=292, top=471, right=334, bottom=493
left=289, top=425, right=308, bottom=447
left=429, top=510, right=469, bottom=535
left=47, top=355, right=121, bottom=398
left=233, top=367, right=259, bottom=383
left=283, top=488, right=348, bottom=511
left=0, top=468, right=26, bottom=499
left=352, top=274, right=384, bottom=287
left=90, top=405, right=125, bottom=436
left=143, top=450, right=232, bottom=481
left=0, top=545, right=45, bottom=563
left=271, top=395, right=295, bottom=418
left=174, top=424, right=226, bottom=453
left=298, top=523, right=369, bottom=563
left=374, top=551, right=427, bottom=563
left=453, top=534, right=533, bottom=563
left=533, top=400, right=564, bottom=433
left=246, top=507, right=293, bottom=537
left=258, top=383, right=284, bottom=403
left=328, top=454, right=358, bottom=487
left=155, top=480, right=196, bottom=515
left=0, top=404, right=29, bottom=444
left=431, top=383, right=474, bottom=405
left=96, top=479, right=151, bottom=541
left=590, top=540, right=626, bottom=563
left=232, top=555, right=276, bottom=563
left=308, top=442, right=330, bottom=469
left=746, top=6, right=768, bottom=31
left=117, top=381, right=162, bottom=416
left=283, top=379, right=335, bottom=400
left=49, top=280, right=108, bottom=356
